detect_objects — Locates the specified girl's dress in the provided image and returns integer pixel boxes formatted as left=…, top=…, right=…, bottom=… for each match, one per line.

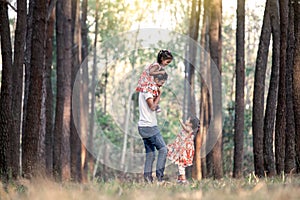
left=136, top=63, right=162, bottom=97
left=167, top=129, right=195, bottom=168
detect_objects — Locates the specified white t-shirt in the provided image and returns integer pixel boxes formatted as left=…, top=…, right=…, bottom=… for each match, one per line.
left=138, top=92, right=157, bottom=127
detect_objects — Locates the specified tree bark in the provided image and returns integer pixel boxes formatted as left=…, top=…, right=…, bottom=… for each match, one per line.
left=200, top=0, right=210, bottom=178
left=187, top=0, right=201, bottom=180
left=54, top=0, right=72, bottom=181
left=61, top=0, right=72, bottom=181
left=275, top=0, right=288, bottom=176
left=54, top=0, right=64, bottom=180
left=293, top=0, right=300, bottom=173
left=80, top=0, right=89, bottom=180
left=22, top=0, right=46, bottom=178
left=71, top=0, right=83, bottom=182
left=263, top=0, right=280, bottom=177
left=252, top=0, right=271, bottom=177
left=233, top=0, right=245, bottom=179
left=22, top=0, right=34, bottom=154
left=209, top=0, right=223, bottom=179
left=0, top=0, right=13, bottom=182
left=9, top=0, right=27, bottom=179
left=45, top=0, right=55, bottom=176
left=187, top=0, right=201, bottom=117
left=284, top=0, right=296, bottom=174
left=87, top=0, right=97, bottom=179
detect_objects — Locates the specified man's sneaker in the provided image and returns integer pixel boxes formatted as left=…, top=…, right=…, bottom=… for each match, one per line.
left=156, top=180, right=166, bottom=186
left=144, top=176, right=153, bottom=184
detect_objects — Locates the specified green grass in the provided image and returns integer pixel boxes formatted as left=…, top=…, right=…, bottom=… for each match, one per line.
left=1, top=174, right=300, bottom=200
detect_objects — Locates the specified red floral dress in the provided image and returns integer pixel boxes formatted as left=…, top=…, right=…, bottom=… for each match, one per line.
left=135, top=63, right=162, bottom=97
left=167, top=129, right=195, bottom=168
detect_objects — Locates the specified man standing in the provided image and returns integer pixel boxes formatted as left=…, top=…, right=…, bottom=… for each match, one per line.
left=138, top=72, right=168, bottom=183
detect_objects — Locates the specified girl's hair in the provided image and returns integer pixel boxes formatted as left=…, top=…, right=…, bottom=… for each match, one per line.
left=188, top=116, right=200, bottom=131
left=157, top=49, right=173, bottom=64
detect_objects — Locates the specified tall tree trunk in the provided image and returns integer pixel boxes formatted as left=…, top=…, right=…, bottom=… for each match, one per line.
left=80, top=53, right=89, bottom=183
left=275, top=0, right=288, bottom=176
left=0, top=0, right=13, bottom=182
left=81, top=0, right=88, bottom=61
left=71, top=0, right=83, bottom=182
left=293, top=0, right=300, bottom=173
left=54, top=0, right=72, bottom=181
left=200, top=0, right=210, bottom=178
left=72, top=0, right=88, bottom=183
left=233, top=0, right=245, bottom=179
left=209, top=0, right=223, bottom=179
left=88, top=0, right=97, bottom=179
left=198, top=79, right=210, bottom=180
left=54, top=0, right=64, bottom=180
left=79, top=74, right=88, bottom=183
left=22, top=0, right=46, bottom=178
left=263, top=0, right=280, bottom=177
left=80, top=0, right=89, bottom=181
left=252, top=0, right=271, bottom=177
left=187, top=0, right=201, bottom=117
left=61, top=0, right=72, bottom=181
left=45, top=0, right=55, bottom=176
left=22, top=0, right=34, bottom=158
left=70, top=0, right=82, bottom=182
left=284, top=0, right=296, bottom=174
left=10, top=0, right=27, bottom=179
left=187, top=0, right=201, bottom=180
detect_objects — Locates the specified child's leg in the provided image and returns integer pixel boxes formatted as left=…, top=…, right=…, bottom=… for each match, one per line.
left=177, top=165, right=187, bottom=183
left=178, top=165, right=185, bottom=176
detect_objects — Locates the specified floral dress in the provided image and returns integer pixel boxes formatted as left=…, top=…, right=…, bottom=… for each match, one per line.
left=135, top=63, right=162, bottom=97
left=167, top=129, right=195, bottom=168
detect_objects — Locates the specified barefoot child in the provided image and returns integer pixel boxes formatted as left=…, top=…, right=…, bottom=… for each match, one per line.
left=136, top=50, right=173, bottom=112
left=167, top=116, right=200, bottom=183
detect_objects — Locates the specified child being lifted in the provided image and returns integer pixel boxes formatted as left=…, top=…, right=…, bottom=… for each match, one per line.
left=135, top=49, right=173, bottom=112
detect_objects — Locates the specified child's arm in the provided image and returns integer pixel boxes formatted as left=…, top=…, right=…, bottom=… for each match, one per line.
left=148, top=64, right=165, bottom=76
left=179, top=119, right=193, bottom=133
left=179, top=119, right=189, bottom=132
left=146, top=89, right=161, bottom=111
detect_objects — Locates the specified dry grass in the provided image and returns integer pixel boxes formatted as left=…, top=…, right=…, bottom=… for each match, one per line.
left=1, top=174, right=300, bottom=200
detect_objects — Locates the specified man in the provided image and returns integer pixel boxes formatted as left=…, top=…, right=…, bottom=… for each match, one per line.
left=138, top=71, right=168, bottom=183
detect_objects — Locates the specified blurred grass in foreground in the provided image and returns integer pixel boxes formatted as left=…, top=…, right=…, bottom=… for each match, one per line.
left=1, top=174, right=300, bottom=200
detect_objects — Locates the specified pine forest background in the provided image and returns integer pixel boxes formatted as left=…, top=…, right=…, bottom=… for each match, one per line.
left=1, top=0, right=300, bottom=185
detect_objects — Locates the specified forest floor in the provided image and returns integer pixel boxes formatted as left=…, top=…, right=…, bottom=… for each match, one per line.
left=1, top=174, right=300, bottom=200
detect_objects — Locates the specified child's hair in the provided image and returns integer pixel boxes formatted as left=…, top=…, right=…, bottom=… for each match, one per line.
left=188, top=116, right=200, bottom=131
left=157, top=49, right=173, bottom=64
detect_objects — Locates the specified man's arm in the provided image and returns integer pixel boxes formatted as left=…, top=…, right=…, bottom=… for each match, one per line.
left=146, top=89, right=161, bottom=111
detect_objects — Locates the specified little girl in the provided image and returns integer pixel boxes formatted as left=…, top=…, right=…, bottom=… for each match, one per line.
left=167, top=116, right=200, bottom=183
left=136, top=49, right=173, bottom=112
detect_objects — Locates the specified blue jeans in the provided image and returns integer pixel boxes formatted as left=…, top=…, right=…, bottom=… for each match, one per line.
left=138, top=127, right=167, bottom=182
